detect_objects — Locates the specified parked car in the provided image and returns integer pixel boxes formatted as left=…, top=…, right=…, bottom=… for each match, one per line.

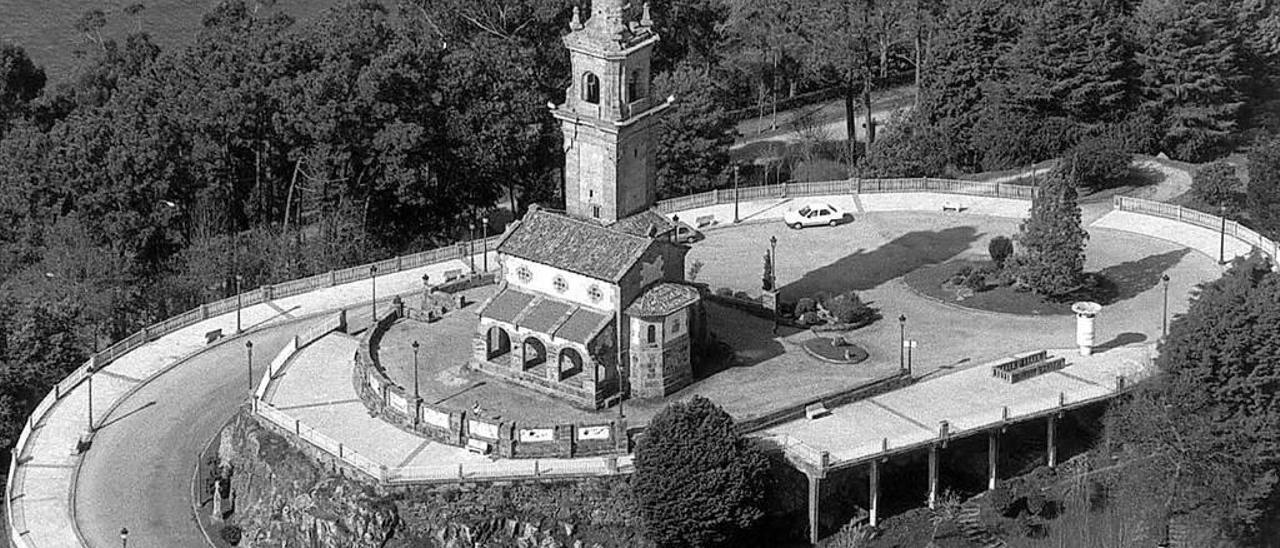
left=783, top=202, right=849, bottom=228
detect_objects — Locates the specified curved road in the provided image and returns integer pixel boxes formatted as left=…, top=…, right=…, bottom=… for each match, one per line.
left=72, top=312, right=363, bottom=548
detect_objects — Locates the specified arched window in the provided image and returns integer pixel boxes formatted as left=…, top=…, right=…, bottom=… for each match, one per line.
left=646, top=324, right=656, bottom=344
left=583, top=72, right=600, bottom=104
left=627, top=69, right=642, bottom=102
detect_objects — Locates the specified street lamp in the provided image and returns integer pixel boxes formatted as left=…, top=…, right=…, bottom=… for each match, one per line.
left=120, top=527, right=128, bottom=548
left=411, top=340, right=421, bottom=405
left=245, top=340, right=254, bottom=397
left=482, top=217, right=490, bottom=272
left=769, top=235, right=779, bottom=333
left=1219, top=204, right=1228, bottom=264
left=370, top=265, right=378, bottom=320
left=898, top=315, right=907, bottom=372
left=234, top=274, right=243, bottom=334
left=733, top=164, right=741, bottom=224
left=1161, top=274, right=1170, bottom=338
left=468, top=221, right=477, bottom=273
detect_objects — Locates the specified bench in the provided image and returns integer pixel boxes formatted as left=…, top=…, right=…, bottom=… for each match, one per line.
left=695, top=214, right=716, bottom=228
left=444, top=269, right=463, bottom=282
left=942, top=201, right=966, bottom=212
left=205, top=329, right=223, bottom=345
left=465, top=439, right=491, bottom=455
left=805, top=402, right=830, bottom=420
left=992, top=351, right=1066, bottom=383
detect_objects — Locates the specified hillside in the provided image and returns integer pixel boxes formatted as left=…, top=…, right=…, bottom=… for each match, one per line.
left=0, top=0, right=339, bottom=81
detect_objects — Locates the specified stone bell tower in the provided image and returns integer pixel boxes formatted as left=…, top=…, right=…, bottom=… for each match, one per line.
left=553, top=1, right=671, bottom=223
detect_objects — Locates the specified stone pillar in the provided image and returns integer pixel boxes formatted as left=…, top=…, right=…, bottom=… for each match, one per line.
left=928, top=445, right=939, bottom=509
left=1047, top=415, right=1058, bottom=468
left=1072, top=302, right=1101, bottom=356
left=807, top=472, right=821, bottom=545
left=987, top=431, right=999, bottom=491
left=869, top=459, right=880, bottom=527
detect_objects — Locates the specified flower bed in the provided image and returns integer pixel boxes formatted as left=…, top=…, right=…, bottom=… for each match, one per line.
left=801, top=336, right=869, bottom=364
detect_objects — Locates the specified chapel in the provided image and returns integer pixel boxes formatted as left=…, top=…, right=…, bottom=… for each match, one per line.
left=472, top=0, right=705, bottom=409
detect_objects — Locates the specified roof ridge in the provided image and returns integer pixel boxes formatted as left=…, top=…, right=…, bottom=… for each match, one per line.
left=533, top=207, right=653, bottom=244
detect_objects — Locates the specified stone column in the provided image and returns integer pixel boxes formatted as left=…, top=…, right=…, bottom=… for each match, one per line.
left=928, top=445, right=939, bottom=509
left=807, top=472, right=822, bottom=545
left=988, top=431, right=999, bottom=491
left=1047, top=415, right=1058, bottom=468
left=869, top=459, right=881, bottom=527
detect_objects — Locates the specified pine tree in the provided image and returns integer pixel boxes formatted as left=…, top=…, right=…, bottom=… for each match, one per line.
left=633, top=396, right=769, bottom=547
left=654, top=62, right=735, bottom=199
left=1134, top=0, right=1244, bottom=160
left=1246, top=134, right=1280, bottom=238
left=1010, top=166, right=1088, bottom=295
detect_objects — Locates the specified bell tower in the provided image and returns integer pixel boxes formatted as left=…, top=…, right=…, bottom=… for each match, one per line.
left=553, top=1, right=672, bottom=223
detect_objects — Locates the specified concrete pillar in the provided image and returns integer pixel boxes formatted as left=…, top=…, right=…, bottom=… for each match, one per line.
left=869, top=460, right=880, bottom=527
left=1047, top=415, right=1058, bottom=468
left=927, top=445, right=939, bottom=509
left=807, top=473, right=821, bottom=545
left=987, top=431, right=999, bottom=491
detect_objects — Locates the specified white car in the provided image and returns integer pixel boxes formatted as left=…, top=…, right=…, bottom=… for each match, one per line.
left=784, top=202, right=848, bottom=229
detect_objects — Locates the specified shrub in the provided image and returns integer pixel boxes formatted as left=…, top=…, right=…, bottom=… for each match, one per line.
left=950, top=265, right=976, bottom=286
left=715, top=287, right=733, bottom=297
left=798, top=311, right=821, bottom=325
left=961, top=268, right=989, bottom=291
left=988, top=485, right=1016, bottom=517
left=989, top=236, right=1014, bottom=267
left=220, top=525, right=243, bottom=546
left=1065, top=137, right=1130, bottom=190
left=762, top=251, right=774, bottom=291
left=821, top=291, right=876, bottom=326
left=1191, top=161, right=1241, bottom=210
left=733, top=291, right=751, bottom=301
left=688, top=260, right=704, bottom=283
left=795, top=297, right=817, bottom=315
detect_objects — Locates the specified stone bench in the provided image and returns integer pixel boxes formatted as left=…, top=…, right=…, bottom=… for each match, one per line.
left=444, top=269, right=463, bottom=282
left=992, top=351, right=1066, bottom=383
left=805, top=402, right=830, bottom=420
left=205, top=329, right=223, bottom=345
left=695, top=214, right=716, bottom=228
left=942, top=201, right=966, bottom=212
left=466, top=439, right=491, bottom=455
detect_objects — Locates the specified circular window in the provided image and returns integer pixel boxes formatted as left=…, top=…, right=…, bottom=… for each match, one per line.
left=588, top=285, right=603, bottom=303
left=553, top=275, right=569, bottom=293
left=516, top=266, right=532, bottom=283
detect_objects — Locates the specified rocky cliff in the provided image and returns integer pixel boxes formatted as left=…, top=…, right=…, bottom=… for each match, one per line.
left=218, top=412, right=650, bottom=548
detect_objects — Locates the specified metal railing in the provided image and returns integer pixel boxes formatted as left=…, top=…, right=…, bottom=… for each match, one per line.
left=1114, top=196, right=1280, bottom=263
left=655, top=177, right=1037, bottom=214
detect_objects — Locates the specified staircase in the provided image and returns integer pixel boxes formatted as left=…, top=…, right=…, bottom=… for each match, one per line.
left=955, top=494, right=1007, bottom=548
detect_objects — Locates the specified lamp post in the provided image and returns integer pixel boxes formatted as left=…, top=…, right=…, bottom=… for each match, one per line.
left=245, top=340, right=254, bottom=397
left=468, top=221, right=477, bottom=273
left=370, top=265, right=378, bottom=320
left=769, top=235, right=779, bottom=333
left=412, top=340, right=421, bottom=425
left=482, top=217, right=490, bottom=272
left=1161, top=274, right=1170, bottom=338
left=733, top=164, right=741, bottom=224
left=1219, top=204, right=1227, bottom=264
left=898, top=315, right=907, bottom=372
left=120, top=527, right=128, bottom=548
left=234, top=274, right=243, bottom=334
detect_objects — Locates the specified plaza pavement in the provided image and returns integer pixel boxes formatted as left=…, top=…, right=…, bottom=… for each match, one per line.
left=764, top=345, right=1154, bottom=469
left=8, top=193, right=1260, bottom=548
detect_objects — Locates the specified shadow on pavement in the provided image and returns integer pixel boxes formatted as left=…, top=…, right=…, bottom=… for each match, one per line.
left=1095, top=332, right=1148, bottom=353
left=700, top=302, right=802, bottom=375
left=1069, top=248, right=1191, bottom=305
left=97, top=400, right=156, bottom=430
left=782, top=226, right=980, bottom=296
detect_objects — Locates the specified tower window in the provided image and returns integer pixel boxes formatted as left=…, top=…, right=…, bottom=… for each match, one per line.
left=592, top=205, right=600, bottom=218
left=583, top=72, right=600, bottom=104
left=627, top=69, right=642, bottom=102
left=646, top=324, right=656, bottom=344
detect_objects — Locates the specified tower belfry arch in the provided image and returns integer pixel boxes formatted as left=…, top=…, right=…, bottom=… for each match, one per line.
left=552, top=1, right=672, bottom=223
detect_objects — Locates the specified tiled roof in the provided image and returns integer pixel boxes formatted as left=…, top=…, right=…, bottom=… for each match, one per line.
left=625, top=283, right=700, bottom=317
left=554, top=308, right=613, bottom=346
left=498, top=207, right=652, bottom=282
left=521, top=298, right=574, bottom=334
left=480, top=286, right=612, bottom=346
left=478, top=287, right=536, bottom=324
left=609, top=209, right=677, bottom=238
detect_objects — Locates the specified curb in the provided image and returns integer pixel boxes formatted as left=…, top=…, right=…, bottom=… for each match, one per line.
left=190, top=414, right=232, bottom=548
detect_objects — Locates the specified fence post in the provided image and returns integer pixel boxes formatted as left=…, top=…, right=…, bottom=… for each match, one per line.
left=712, top=189, right=719, bottom=204
left=201, top=304, right=209, bottom=320
left=263, top=285, right=273, bottom=300
left=1177, top=206, right=1184, bottom=221
left=295, top=419, right=300, bottom=435
left=329, top=271, right=337, bottom=287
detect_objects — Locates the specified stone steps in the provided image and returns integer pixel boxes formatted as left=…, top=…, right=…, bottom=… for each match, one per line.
left=955, top=495, right=1007, bottom=548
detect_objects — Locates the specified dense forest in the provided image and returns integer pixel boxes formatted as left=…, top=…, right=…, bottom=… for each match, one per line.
left=0, top=0, right=1277, bottom=536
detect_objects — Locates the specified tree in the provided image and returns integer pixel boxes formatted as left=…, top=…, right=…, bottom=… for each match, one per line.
left=1107, top=253, right=1280, bottom=543
left=857, top=110, right=950, bottom=178
left=654, top=62, right=735, bottom=199
left=1009, top=166, right=1088, bottom=295
left=1134, top=0, right=1245, bottom=160
left=988, top=235, right=1013, bottom=268
left=634, top=396, right=769, bottom=547
left=1247, top=134, right=1280, bottom=237
left=1191, top=161, right=1242, bottom=211
left=1065, top=136, right=1130, bottom=191
left=0, top=42, right=46, bottom=135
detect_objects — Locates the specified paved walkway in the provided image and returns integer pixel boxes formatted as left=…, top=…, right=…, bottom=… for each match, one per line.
left=765, top=346, right=1153, bottom=469
left=9, top=253, right=490, bottom=548
left=8, top=191, right=1263, bottom=548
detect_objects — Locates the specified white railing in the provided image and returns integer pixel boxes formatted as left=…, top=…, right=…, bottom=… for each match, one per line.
left=1114, top=196, right=1280, bottom=263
